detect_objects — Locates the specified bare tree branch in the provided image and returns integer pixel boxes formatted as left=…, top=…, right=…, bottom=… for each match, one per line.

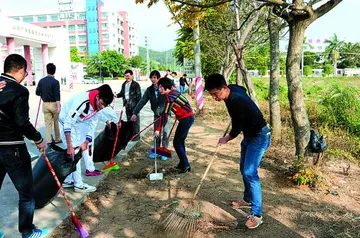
left=314, top=0, right=343, bottom=19
left=171, top=0, right=232, bottom=8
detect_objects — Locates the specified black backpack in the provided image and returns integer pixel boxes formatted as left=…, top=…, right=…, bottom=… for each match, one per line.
left=309, top=129, right=327, bottom=153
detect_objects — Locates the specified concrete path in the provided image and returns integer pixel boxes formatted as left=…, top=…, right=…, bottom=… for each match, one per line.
left=0, top=80, right=155, bottom=238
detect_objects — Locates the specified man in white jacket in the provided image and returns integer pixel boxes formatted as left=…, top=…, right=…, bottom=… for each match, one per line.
left=58, top=84, right=114, bottom=193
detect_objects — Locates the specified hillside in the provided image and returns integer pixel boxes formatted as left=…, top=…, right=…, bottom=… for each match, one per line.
left=138, top=46, right=177, bottom=66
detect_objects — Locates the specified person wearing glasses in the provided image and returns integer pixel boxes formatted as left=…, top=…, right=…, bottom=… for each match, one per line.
left=59, top=84, right=114, bottom=193
left=115, top=69, right=141, bottom=140
left=0, top=54, right=48, bottom=238
left=36, top=63, right=62, bottom=146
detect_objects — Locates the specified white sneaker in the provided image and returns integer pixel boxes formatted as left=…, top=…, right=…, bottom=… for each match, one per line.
left=62, top=181, right=74, bottom=188
left=74, top=183, right=96, bottom=193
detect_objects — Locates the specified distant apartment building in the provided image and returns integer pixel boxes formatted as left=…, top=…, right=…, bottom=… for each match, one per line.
left=8, top=0, right=138, bottom=58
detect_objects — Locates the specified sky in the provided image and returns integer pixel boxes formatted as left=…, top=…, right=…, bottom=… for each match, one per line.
left=1, top=0, right=359, bottom=51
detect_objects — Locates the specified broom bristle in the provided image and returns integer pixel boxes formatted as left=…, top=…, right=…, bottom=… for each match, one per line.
left=72, top=215, right=89, bottom=238
left=150, top=147, right=172, bottom=158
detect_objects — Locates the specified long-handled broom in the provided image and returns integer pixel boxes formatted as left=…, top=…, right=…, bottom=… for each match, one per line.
left=162, top=123, right=231, bottom=235
left=150, top=119, right=178, bottom=158
left=102, top=110, right=123, bottom=173
left=41, top=152, right=89, bottom=237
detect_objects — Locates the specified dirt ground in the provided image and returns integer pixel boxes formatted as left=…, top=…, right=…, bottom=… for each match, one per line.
left=50, top=114, right=360, bottom=238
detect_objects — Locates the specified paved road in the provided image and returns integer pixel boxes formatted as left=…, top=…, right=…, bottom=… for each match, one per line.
left=0, top=80, right=155, bottom=238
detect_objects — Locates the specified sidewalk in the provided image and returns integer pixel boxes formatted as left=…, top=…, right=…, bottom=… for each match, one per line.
left=0, top=80, right=154, bottom=238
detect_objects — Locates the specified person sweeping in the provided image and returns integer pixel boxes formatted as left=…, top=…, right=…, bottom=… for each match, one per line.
left=155, top=78, right=194, bottom=173
left=205, top=73, right=271, bottom=229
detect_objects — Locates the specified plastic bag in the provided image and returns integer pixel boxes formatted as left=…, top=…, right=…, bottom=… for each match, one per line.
left=33, top=143, right=82, bottom=209
left=93, top=121, right=134, bottom=163
left=309, top=129, right=327, bottom=153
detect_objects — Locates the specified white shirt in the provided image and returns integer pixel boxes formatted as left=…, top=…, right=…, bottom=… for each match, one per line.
left=125, top=82, right=131, bottom=100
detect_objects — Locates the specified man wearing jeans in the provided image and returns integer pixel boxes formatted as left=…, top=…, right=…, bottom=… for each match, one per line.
left=0, top=54, right=48, bottom=238
left=205, top=73, right=270, bottom=229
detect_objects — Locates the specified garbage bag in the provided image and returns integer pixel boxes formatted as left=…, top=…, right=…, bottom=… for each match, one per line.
left=309, top=129, right=327, bottom=153
left=33, top=143, right=82, bottom=209
left=93, top=121, right=134, bottom=163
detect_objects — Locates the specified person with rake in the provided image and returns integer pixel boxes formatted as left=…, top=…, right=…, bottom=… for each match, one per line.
left=155, top=77, right=194, bottom=173
left=130, top=70, right=170, bottom=161
left=0, top=54, right=48, bottom=238
left=205, top=73, right=271, bottom=229
left=59, top=84, right=114, bottom=192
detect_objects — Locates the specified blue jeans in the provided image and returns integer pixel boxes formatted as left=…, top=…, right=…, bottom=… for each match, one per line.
left=240, top=126, right=271, bottom=216
left=173, top=115, right=194, bottom=168
left=0, top=145, right=36, bottom=237
left=180, top=85, right=185, bottom=94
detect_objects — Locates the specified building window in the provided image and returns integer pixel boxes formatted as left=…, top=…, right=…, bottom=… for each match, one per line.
left=37, top=15, right=47, bottom=22
left=79, top=35, right=87, bottom=41
left=79, top=46, right=87, bottom=52
left=68, top=25, right=75, bottom=31
left=78, top=13, right=86, bottom=20
left=50, top=26, right=61, bottom=29
left=12, top=17, right=20, bottom=20
left=102, top=33, right=109, bottom=39
left=50, top=14, right=59, bottom=21
left=23, top=16, right=34, bottom=23
left=78, top=24, right=86, bottom=31
left=69, top=36, right=76, bottom=42
left=102, top=23, right=108, bottom=29
left=101, top=12, right=108, bottom=18
left=103, top=45, right=109, bottom=50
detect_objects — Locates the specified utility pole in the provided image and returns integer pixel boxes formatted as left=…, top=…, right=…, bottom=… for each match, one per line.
left=145, top=36, right=150, bottom=76
left=193, top=21, right=202, bottom=78
left=58, top=0, right=73, bottom=88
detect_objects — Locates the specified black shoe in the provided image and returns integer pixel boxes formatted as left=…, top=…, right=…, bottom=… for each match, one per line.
left=175, top=163, right=182, bottom=169
left=178, top=166, right=191, bottom=173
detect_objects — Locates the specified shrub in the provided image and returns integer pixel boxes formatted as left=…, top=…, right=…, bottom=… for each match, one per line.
left=323, top=64, right=333, bottom=76
left=303, top=65, right=312, bottom=76
left=319, top=84, right=360, bottom=136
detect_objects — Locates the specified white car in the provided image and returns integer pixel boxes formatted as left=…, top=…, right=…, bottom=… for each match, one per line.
left=82, top=78, right=98, bottom=84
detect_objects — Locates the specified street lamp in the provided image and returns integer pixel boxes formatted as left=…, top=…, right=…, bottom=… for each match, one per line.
left=98, top=60, right=104, bottom=83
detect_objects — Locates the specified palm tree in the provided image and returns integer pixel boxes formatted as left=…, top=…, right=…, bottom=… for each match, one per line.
left=325, top=34, right=344, bottom=76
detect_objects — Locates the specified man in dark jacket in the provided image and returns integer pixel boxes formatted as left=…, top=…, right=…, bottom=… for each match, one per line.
left=116, top=69, right=141, bottom=140
left=0, top=54, right=48, bottom=238
left=131, top=70, right=170, bottom=160
left=179, top=73, right=189, bottom=94
left=36, top=63, right=61, bottom=145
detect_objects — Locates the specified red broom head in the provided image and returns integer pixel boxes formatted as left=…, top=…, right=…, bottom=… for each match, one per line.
left=72, top=214, right=89, bottom=238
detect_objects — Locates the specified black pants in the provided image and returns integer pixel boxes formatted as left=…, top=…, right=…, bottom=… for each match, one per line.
left=0, top=144, right=35, bottom=236
left=126, top=107, right=140, bottom=140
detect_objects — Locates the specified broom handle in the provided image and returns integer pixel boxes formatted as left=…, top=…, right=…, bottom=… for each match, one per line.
left=165, top=119, right=177, bottom=146
left=42, top=152, right=76, bottom=216
left=34, top=97, right=42, bottom=128
left=129, top=116, right=162, bottom=141
left=192, top=122, right=231, bottom=200
left=110, top=110, right=123, bottom=163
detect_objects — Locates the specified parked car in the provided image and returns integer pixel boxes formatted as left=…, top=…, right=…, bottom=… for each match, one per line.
left=82, top=77, right=98, bottom=84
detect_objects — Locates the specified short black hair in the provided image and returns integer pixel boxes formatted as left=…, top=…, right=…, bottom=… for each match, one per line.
left=47, top=63, right=56, bottom=75
left=93, top=84, right=114, bottom=106
left=183, top=74, right=187, bottom=77
left=124, top=69, right=133, bottom=75
left=150, top=70, right=160, bottom=79
left=171, top=72, right=177, bottom=76
left=157, top=77, right=173, bottom=90
left=4, top=54, right=27, bottom=74
left=166, top=69, right=170, bottom=72
left=205, top=73, right=227, bottom=91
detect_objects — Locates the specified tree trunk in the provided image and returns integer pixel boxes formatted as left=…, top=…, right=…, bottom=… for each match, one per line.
left=223, top=63, right=235, bottom=84
left=286, top=22, right=310, bottom=158
left=239, top=57, right=258, bottom=106
left=236, top=65, right=242, bottom=86
left=268, top=15, right=281, bottom=142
